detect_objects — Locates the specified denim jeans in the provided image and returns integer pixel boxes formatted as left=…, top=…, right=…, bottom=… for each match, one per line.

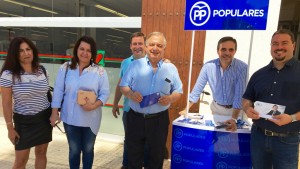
left=122, top=111, right=149, bottom=167
left=63, top=123, right=96, bottom=169
left=251, top=125, right=299, bottom=169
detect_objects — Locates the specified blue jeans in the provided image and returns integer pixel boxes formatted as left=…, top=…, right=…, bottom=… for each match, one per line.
left=63, top=123, right=96, bottom=169
left=122, top=111, right=149, bottom=167
left=251, top=125, right=299, bottom=169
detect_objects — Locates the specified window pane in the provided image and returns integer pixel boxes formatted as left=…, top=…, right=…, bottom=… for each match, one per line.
left=0, top=0, right=141, bottom=17
left=0, top=27, right=140, bottom=67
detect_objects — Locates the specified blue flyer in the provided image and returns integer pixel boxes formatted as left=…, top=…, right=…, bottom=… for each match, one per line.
left=139, top=92, right=160, bottom=108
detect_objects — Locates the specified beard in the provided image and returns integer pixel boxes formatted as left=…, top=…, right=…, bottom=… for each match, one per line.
left=274, top=56, right=285, bottom=61
left=273, top=49, right=286, bottom=61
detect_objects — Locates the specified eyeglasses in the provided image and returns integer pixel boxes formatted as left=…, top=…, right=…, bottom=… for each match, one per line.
left=55, top=122, right=66, bottom=134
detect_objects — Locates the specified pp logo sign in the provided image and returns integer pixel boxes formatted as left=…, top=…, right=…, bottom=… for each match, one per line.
left=189, top=1, right=211, bottom=26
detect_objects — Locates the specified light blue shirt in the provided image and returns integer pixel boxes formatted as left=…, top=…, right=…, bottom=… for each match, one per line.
left=120, top=57, right=183, bottom=114
left=189, top=58, right=247, bottom=109
left=52, top=62, right=110, bottom=134
left=119, top=55, right=135, bottom=112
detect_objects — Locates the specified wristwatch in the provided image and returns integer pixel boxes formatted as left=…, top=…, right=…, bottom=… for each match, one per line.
left=291, top=114, right=297, bottom=122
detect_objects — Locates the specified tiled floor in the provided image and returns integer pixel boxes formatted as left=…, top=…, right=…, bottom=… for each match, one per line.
left=0, top=118, right=171, bottom=169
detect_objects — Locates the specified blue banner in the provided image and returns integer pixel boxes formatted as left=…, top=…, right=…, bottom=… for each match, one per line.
left=171, top=125, right=252, bottom=169
left=184, top=0, right=269, bottom=30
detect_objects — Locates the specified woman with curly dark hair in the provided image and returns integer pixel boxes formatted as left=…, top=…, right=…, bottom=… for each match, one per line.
left=0, top=37, right=52, bottom=169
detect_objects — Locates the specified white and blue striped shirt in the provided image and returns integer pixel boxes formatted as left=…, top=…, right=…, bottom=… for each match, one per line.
left=189, top=58, right=247, bottom=109
left=0, top=68, right=50, bottom=115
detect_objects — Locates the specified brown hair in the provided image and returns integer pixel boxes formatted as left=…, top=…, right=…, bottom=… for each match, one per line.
left=130, top=32, right=145, bottom=43
left=217, top=36, right=237, bottom=50
left=70, top=36, right=97, bottom=69
left=272, top=29, right=295, bottom=43
left=0, top=37, right=39, bottom=81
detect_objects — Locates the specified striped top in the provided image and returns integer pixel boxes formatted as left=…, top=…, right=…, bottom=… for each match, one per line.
left=189, top=58, right=247, bottom=109
left=0, top=68, right=50, bottom=115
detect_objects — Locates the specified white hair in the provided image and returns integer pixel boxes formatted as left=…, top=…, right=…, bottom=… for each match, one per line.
left=145, top=32, right=167, bottom=48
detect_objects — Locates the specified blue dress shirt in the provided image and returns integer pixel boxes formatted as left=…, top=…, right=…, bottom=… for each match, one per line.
left=119, top=55, right=135, bottom=112
left=189, top=58, right=247, bottom=109
left=52, top=62, right=110, bottom=134
left=120, top=57, right=183, bottom=114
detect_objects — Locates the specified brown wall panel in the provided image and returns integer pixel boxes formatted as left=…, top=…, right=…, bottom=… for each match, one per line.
left=141, top=0, right=206, bottom=158
left=141, top=0, right=148, bottom=33
left=164, top=0, right=174, bottom=59
left=159, top=0, right=167, bottom=34
left=142, top=0, right=154, bottom=33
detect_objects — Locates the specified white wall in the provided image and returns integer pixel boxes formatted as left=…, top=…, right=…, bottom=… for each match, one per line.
left=198, top=0, right=282, bottom=113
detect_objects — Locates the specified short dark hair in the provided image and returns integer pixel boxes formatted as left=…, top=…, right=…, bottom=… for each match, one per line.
left=217, top=36, right=237, bottom=50
left=0, top=37, right=39, bottom=81
left=130, top=32, right=145, bottom=43
left=272, top=29, right=295, bottom=43
left=70, top=36, right=97, bottom=69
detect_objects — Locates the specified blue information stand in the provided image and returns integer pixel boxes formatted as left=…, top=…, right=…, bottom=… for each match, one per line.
left=175, top=0, right=269, bottom=167
left=171, top=116, right=252, bottom=169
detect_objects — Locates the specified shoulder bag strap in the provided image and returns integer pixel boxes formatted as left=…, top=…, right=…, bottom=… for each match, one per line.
left=62, top=62, right=69, bottom=93
left=40, top=65, right=47, bottom=77
left=40, top=65, right=53, bottom=91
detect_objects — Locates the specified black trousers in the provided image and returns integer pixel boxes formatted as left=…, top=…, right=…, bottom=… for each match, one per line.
left=126, top=108, right=169, bottom=169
